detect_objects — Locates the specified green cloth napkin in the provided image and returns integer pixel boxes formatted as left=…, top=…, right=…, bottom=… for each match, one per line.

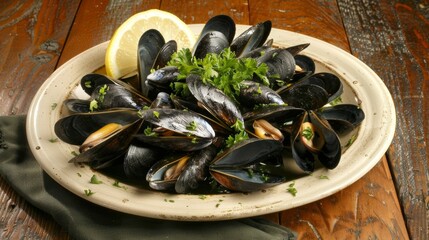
left=0, top=115, right=296, bottom=240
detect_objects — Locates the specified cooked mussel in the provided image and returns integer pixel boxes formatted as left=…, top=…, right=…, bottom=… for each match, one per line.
left=209, top=138, right=287, bottom=192
left=135, top=108, right=216, bottom=151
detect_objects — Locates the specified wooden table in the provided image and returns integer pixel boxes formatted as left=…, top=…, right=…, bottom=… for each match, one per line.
left=1, top=0, right=427, bottom=239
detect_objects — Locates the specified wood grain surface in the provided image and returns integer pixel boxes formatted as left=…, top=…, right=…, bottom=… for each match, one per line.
left=1, top=0, right=425, bottom=239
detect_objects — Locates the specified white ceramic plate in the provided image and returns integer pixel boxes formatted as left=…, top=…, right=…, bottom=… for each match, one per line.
left=27, top=24, right=396, bottom=221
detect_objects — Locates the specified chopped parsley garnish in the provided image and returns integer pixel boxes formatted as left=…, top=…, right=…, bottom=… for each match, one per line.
left=225, top=130, right=248, bottom=148
left=287, top=182, right=297, bottom=196
left=302, top=126, right=314, bottom=140
left=89, top=99, right=98, bottom=111
left=143, top=127, right=158, bottom=137
left=186, top=120, right=198, bottom=131
left=90, top=174, right=103, bottom=184
left=319, top=175, right=330, bottom=180
left=168, top=48, right=269, bottom=101
left=71, top=151, right=79, bottom=156
left=48, top=138, right=58, bottom=143
left=153, top=110, right=160, bottom=119
left=329, top=96, right=343, bottom=106
left=85, top=81, right=92, bottom=88
left=51, top=103, right=57, bottom=110
left=84, top=189, right=94, bottom=196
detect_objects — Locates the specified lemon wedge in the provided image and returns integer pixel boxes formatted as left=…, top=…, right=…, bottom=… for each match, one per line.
left=105, top=9, right=196, bottom=79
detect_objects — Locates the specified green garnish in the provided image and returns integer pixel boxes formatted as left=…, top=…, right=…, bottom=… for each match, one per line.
left=329, top=96, right=343, bottom=106
left=199, top=195, right=207, bottom=200
left=168, top=48, right=269, bottom=101
left=49, top=138, right=58, bottom=143
left=71, top=151, right=79, bottom=156
left=186, top=120, right=198, bottom=131
left=98, top=84, right=109, bottom=103
left=225, top=130, right=248, bottom=148
left=153, top=110, right=160, bottom=119
left=89, top=99, right=98, bottom=111
left=85, top=81, right=92, bottom=88
left=319, top=175, right=330, bottom=180
left=143, top=127, right=158, bottom=137
left=287, top=182, right=297, bottom=196
left=51, top=103, right=57, bottom=110
left=302, top=127, right=313, bottom=140
left=84, top=189, right=94, bottom=196
left=90, top=174, right=103, bottom=184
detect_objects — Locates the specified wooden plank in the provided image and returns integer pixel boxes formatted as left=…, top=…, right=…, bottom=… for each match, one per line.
left=0, top=0, right=80, bottom=115
left=247, top=0, right=409, bottom=238
left=337, top=0, right=428, bottom=239
left=0, top=0, right=80, bottom=239
left=160, top=0, right=250, bottom=25
left=57, top=0, right=161, bottom=66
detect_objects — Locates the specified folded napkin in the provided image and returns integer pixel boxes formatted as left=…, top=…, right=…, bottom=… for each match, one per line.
left=0, top=115, right=296, bottom=240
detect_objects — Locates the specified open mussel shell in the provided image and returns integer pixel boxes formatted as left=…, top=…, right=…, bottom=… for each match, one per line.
left=68, top=118, right=144, bottom=169
left=186, top=74, right=243, bottom=127
left=209, top=138, right=287, bottom=192
left=62, top=99, right=91, bottom=114
left=291, top=111, right=341, bottom=172
left=297, top=72, right=343, bottom=103
left=175, top=144, right=219, bottom=193
left=318, top=104, right=365, bottom=134
left=137, top=29, right=166, bottom=97
left=146, top=153, right=189, bottom=191
left=230, top=20, right=272, bottom=57
left=54, top=109, right=141, bottom=145
left=146, top=66, right=179, bottom=93
left=135, top=108, right=215, bottom=151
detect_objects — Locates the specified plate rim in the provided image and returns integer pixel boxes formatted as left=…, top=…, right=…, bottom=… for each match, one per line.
left=26, top=24, right=396, bottom=221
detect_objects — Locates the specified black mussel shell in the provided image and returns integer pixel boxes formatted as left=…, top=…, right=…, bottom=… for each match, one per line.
left=209, top=138, right=286, bottom=192
left=54, top=109, right=140, bottom=145
left=238, top=81, right=284, bottom=107
left=123, top=141, right=164, bottom=179
left=231, top=20, right=272, bottom=57
left=186, top=74, right=243, bottom=127
left=282, top=84, right=329, bottom=110
left=138, top=29, right=165, bottom=98
left=175, top=144, right=218, bottom=193
left=193, top=31, right=230, bottom=59
left=318, top=104, right=365, bottom=134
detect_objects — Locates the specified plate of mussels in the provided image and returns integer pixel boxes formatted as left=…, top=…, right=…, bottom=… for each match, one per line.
left=27, top=16, right=396, bottom=221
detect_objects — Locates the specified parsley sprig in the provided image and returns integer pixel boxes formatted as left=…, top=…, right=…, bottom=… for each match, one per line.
left=168, top=48, right=269, bottom=102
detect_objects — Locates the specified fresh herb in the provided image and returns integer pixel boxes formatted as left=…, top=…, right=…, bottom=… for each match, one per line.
left=77, top=173, right=82, bottom=177
left=113, top=180, right=120, bottom=187
left=164, top=199, right=175, bottom=203
left=302, top=126, right=313, bottom=140
left=319, top=175, right=330, bottom=180
left=168, top=48, right=269, bottom=101
left=51, top=103, right=57, bottom=110
left=225, top=120, right=249, bottom=147
left=89, top=99, right=98, bottom=111
left=98, top=84, right=109, bottom=103
left=85, top=81, right=92, bottom=88
left=48, top=138, right=58, bottom=143
left=287, top=182, right=297, bottom=196
left=71, top=151, right=79, bottom=156
left=84, top=189, right=94, bottom=196
left=191, top=137, right=198, bottom=144
left=199, top=195, right=207, bottom=200
left=329, top=96, right=343, bottom=106
left=186, top=120, right=198, bottom=131
left=90, top=174, right=103, bottom=184
left=225, top=130, right=248, bottom=148
left=143, top=127, right=158, bottom=137
left=153, top=110, right=160, bottom=119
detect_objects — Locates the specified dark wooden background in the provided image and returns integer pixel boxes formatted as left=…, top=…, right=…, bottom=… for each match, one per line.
left=1, top=0, right=427, bottom=239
